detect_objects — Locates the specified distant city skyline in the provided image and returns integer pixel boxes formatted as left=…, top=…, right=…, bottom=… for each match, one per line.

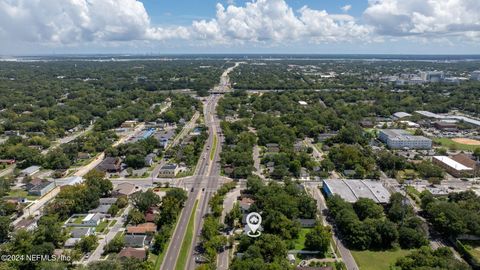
left=1, top=0, right=480, bottom=55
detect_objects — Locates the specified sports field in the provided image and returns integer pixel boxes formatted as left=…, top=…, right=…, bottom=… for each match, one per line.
left=452, top=138, right=480, bottom=146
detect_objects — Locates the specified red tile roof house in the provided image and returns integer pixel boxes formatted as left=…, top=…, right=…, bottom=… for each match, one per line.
left=118, top=247, right=147, bottom=261
left=126, top=222, right=157, bottom=235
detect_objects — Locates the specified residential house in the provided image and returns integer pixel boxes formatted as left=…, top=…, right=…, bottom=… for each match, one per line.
left=294, top=141, right=305, bottom=152
left=145, top=212, right=156, bottom=223
left=4, top=130, right=20, bottom=136
left=89, top=204, right=111, bottom=214
left=299, top=168, right=310, bottom=181
left=296, top=218, right=317, bottom=228
left=96, top=157, right=122, bottom=173
left=55, top=176, right=84, bottom=187
left=239, top=197, right=254, bottom=213
left=19, top=166, right=41, bottom=177
left=118, top=248, right=147, bottom=261
left=124, top=234, right=147, bottom=248
left=157, top=164, right=180, bottom=178
left=360, top=120, right=375, bottom=128
left=64, top=238, right=80, bottom=248
left=126, top=222, right=157, bottom=235
left=71, top=227, right=95, bottom=238
left=82, top=213, right=104, bottom=227
left=121, top=120, right=138, bottom=128
left=0, top=159, right=15, bottom=165
left=99, top=197, right=118, bottom=205
left=113, top=183, right=137, bottom=197
left=77, top=152, right=91, bottom=160
left=265, top=143, right=280, bottom=153
left=144, top=153, right=156, bottom=167
left=28, top=181, right=55, bottom=196
left=14, top=218, right=37, bottom=231
left=317, top=132, right=338, bottom=142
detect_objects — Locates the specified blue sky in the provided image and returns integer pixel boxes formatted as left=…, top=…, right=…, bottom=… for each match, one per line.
left=143, top=0, right=368, bottom=25
left=0, top=0, right=479, bottom=55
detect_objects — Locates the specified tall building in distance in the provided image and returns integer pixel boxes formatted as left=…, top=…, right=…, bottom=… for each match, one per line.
left=471, top=70, right=480, bottom=81
left=378, top=129, right=432, bottom=149
left=420, top=71, right=445, bottom=82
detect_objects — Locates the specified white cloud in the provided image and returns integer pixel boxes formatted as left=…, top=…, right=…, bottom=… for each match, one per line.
left=364, top=0, right=480, bottom=40
left=0, top=0, right=188, bottom=44
left=341, top=4, right=352, bottom=12
left=0, top=0, right=479, bottom=51
left=190, top=0, right=370, bottom=44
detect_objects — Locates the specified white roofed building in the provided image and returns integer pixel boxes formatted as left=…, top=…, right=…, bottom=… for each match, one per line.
left=432, top=156, right=474, bottom=178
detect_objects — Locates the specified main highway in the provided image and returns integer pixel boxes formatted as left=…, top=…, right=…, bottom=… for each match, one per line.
left=161, top=63, right=240, bottom=270
left=160, top=94, right=223, bottom=270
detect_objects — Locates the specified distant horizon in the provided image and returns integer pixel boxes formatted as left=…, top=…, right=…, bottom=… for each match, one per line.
left=1, top=1, right=479, bottom=55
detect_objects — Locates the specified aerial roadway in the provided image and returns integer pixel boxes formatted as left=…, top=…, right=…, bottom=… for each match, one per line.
left=160, top=94, right=223, bottom=270
left=161, top=63, right=238, bottom=270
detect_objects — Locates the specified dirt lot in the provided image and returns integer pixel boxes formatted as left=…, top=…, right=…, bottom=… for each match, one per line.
left=452, top=138, right=480, bottom=145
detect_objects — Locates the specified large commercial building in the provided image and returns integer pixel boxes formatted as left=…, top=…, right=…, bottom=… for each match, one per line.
left=420, top=71, right=444, bottom=82
left=432, top=156, right=474, bottom=178
left=471, top=71, right=480, bottom=81
left=322, top=179, right=391, bottom=204
left=378, top=129, right=432, bottom=149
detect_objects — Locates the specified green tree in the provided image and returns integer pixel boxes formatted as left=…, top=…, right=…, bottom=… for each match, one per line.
left=353, top=198, right=384, bottom=220
left=304, top=225, right=331, bottom=253
left=76, top=235, right=97, bottom=253
left=0, top=216, right=12, bottom=243
left=131, top=189, right=161, bottom=213
left=104, top=234, right=125, bottom=254
left=127, top=208, right=145, bottom=225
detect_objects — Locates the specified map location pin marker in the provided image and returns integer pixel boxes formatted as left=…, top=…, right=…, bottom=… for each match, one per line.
left=246, top=212, right=262, bottom=237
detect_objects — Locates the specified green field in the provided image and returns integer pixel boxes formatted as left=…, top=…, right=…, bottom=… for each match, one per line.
left=6, top=189, right=39, bottom=200
left=434, top=137, right=479, bottom=151
left=351, top=249, right=413, bottom=270
left=175, top=200, right=198, bottom=270
left=210, top=135, right=217, bottom=160
left=294, top=228, right=312, bottom=250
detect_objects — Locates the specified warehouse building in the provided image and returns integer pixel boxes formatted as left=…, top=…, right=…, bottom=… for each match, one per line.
left=432, top=156, right=474, bottom=178
left=322, top=179, right=391, bottom=204
left=378, top=129, right=432, bottom=149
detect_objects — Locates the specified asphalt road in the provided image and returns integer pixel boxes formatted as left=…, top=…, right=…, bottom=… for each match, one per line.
left=305, top=182, right=359, bottom=270
left=161, top=94, right=223, bottom=270
left=187, top=95, right=224, bottom=270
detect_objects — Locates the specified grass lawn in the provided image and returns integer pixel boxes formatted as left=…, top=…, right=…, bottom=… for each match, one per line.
left=109, top=220, right=117, bottom=227
left=351, top=249, right=413, bottom=270
left=149, top=253, right=158, bottom=265
left=459, top=240, right=480, bottom=264
left=434, top=137, right=479, bottom=151
left=73, top=216, right=84, bottom=224
left=210, top=135, right=217, bottom=160
left=175, top=200, right=198, bottom=270
left=96, top=221, right=109, bottom=233
left=6, top=189, right=39, bottom=200
left=294, top=228, right=312, bottom=250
